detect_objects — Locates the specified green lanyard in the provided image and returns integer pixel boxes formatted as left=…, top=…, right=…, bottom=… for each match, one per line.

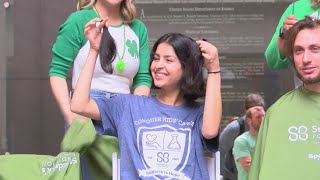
left=115, top=25, right=126, bottom=72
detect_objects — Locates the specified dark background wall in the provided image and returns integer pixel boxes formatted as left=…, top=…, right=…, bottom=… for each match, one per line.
left=3, top=0, right=78, bottom=155
left=1, top=0, right=294, bottom=155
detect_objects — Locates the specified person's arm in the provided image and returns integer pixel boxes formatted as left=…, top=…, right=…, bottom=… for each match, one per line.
left=133, top=85, right=150, bottom=96
left=197, top=40, right=222, bottom=139
left=50, top=76, right=84, bottom=125
left=131, top=19, right=152, bottom=96
left=233, top=136, right=252, bottom=173
left=265, top=4, right=294, bottom=70
left=277, top=15, right=298, bottom=57
left=238, top=156, right=252, bottom=172
left=70, top=18, right=108, bottom=120
left=49, top=13, right=86, bottom=124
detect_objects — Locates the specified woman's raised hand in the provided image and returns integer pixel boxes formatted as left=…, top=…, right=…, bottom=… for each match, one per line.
left=196, top=40, right=220, bottom=72
left=84, top=17, right=108, bottom=51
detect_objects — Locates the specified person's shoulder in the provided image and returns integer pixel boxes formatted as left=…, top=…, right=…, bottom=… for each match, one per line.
left=236, top=115, right=246, bottom=123
left=129, top=19, right=147, bottom=30
left=268, top=88, right=298, bottom=112
left=66, top=8, right=95, bottom=24
left=234, top=132, right=249, bottom=142
left=289, top=0, right=312, bottom=10
left=220, top=118, right=242, bottom=140
left=224, top=118, right=242, bottom=130
left=130, top=19, right=146, bottom=25
left=293, top=0, right=311, bottom=6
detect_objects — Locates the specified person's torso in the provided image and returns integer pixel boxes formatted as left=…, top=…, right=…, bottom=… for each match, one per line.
left=255, top=87, right=320, bottom=180
left=109, top=95, right=211, bottom=179
left=70, top=8, right=142, bottom=93
left=234, top=132, right=256, bottom=180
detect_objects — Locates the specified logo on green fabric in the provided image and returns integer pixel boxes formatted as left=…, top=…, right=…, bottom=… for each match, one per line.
left=288, top=126, right=308, bottom=142
left=41, top=153, right=78, bottom=176
left=126, top=39, right=138, bottom=58
left=288, top=125, right=320, bottom=144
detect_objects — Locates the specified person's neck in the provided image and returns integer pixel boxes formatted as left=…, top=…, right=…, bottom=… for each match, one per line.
left=304, top=82, right=320, bottom=93
left=94, top=1, right=122, bottom=26
left=157, top=89, right=185, bottom=106
left=249, top=129, right=258, bottom=137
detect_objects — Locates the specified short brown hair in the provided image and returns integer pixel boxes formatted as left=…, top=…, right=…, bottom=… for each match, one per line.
left=284, top=16, right=320, bottom=60
left=244, top=93, right=265, bottom=110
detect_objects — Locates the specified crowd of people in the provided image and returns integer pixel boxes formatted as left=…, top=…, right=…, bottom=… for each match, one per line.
left=46, top=0, right=320, bottom=179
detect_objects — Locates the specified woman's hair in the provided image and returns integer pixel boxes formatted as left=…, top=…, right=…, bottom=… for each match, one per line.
left=77, top=0, right=137, bottom=23
left=150, top=33, right=205, bottom=101
left=100, top=27, right=117, bottom=73
left=284, top=16, right=320, bottom=60
left=310, top=0, right=320, bottom=8
left=77, top=0, right=95, bottom=10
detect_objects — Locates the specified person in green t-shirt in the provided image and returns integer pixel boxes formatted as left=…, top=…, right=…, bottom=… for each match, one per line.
left=265, top=0, right=320, bottom=87
left=232, top=106, right=265, bottom=180
left=249, top=16, right=320, bottom=180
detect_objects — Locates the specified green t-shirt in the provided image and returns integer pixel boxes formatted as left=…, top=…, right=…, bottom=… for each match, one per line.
left=0, top=152, right=80, bottom=180
left=248, top=86, right=320, bottom=180
left=265, top=0, right=320, bottom=70
left=233, top=132, right=256, bottom=180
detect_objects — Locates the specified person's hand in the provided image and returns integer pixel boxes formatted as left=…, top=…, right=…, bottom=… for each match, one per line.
left=283, top=15, right=298, bottom=33
left=278, top=15, right=297, bottom=57
left=196, top=40, right=220, bottom=72
left=84, top=17, right=108, bottom=51
left=65, top=111, right=88, bottom=125
left=239, top=157, right=252, bottom=172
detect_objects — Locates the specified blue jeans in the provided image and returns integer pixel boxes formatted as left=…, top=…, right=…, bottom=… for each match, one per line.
left=65, top=90, right=118, bottom=130
left=89, top=90, right=119, bottom=99
left=71, top=90, right=119, bottom=180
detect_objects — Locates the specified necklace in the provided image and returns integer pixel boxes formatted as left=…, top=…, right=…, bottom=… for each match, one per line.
left=93, top=5, right=101, bottom=18
left=115, top=25, right=126, bottom=72
left=93, top=5, right=126, bottom=72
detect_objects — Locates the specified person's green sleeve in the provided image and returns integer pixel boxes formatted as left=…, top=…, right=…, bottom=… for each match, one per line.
left=49, top=13, right=86, bottom=79
left=130, top=19, right=152, bottom=89
left=264, top=4, right=293, bottom=70
left=248, top=110, right=271, bottom=180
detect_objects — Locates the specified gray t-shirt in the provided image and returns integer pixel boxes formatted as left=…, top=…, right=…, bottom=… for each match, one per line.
left=93, top=95, right=218, bottom=180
